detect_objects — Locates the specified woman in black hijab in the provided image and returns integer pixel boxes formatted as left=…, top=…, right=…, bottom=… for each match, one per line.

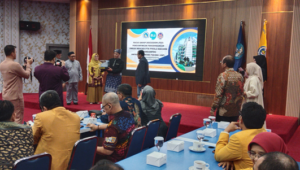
left=253, top=55, right=267, bottom=82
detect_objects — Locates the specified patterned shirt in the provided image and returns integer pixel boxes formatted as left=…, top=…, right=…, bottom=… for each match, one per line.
left=120, top=97, right=149, bottom=127
left=211, top=68, right=244, bottom=117
left=0, top=122, right=34, bottom=170
left=104, top=110, right=135, bottom=162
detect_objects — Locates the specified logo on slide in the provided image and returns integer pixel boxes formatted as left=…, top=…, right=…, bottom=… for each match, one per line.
left=158, top=33, right=163, bottom=39
left=150, top=32, right=156, bottom=40
left=143, top=32, right=149, bottom=38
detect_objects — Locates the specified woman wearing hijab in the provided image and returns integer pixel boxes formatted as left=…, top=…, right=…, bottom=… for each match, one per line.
left=104, top=49, right=124, bottom=93
left=139, top=85, right=168, bottom=138
left=241, top=132, right=288, bottom=170
left=87, top=53, right=104, bottom=104
left=243, top=63, right=264, bottom=108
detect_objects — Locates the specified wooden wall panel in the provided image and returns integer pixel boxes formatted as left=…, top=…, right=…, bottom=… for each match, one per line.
left=76, top=22, right=91, bottom=92
left=262, top=12, right=293, bottom=115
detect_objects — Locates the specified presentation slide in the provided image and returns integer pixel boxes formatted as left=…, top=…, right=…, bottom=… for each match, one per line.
left=121, top=20, right=206, bottom=81
left=126, top=27, right=198, bottom=73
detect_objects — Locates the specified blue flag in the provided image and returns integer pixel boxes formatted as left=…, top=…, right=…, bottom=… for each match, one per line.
left=233, top=22, right=245, bottom=71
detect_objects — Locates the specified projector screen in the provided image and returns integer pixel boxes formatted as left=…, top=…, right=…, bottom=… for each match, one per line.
left=121, top=19, right=206, bottom=81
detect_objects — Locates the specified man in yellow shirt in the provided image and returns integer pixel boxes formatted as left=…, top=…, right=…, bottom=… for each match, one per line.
left=215, top=102, right=266, bottom=170
left=32, top=90, right=80, bottom=170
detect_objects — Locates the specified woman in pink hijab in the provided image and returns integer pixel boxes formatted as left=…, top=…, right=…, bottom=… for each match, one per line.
left=241, top=132, right=288, bottom=170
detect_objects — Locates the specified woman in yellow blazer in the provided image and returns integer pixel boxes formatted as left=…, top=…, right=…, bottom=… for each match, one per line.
left=32, top=90, right=80, bottom=170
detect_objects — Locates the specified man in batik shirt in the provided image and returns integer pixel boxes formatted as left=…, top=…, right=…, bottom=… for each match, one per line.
left=87, top=93, right=135, bottom=162
left=117, top=84, right=149, bottom=127
left=210, top=55, right=244, bottom=122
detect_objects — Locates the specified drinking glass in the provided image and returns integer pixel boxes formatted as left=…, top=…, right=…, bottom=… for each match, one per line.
left=196, top=130, right=205, bottom=143
left=154, top=136, right=164, bottom=152
left=208, top=116, right=216, bottom=128
left=203, top=118, right=211, bottom=129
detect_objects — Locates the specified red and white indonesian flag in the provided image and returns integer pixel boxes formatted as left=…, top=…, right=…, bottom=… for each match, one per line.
left=87, top=28, right=93, bottom=83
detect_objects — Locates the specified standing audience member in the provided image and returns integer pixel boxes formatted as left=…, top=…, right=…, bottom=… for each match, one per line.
left=253, top=152, right=299, bottom=170
left=104, top=49, right=124, bottom=93
left=90, top=159, right=124, bottom=170
left=139, top=85, right=168, bottom=138
left=34, top=50, right=69, bottom=106
left=117, top=83, right=148, bottom=127
left=241, top=132, right=288, bottom=170
left=87, top=53, right=104, bottom=104
left=215, top=102, right=266, bottom=170
left=0, top=100, right=34, bottom=170
left=32, top=90, right=80, bottom=170
left=243, top=63, right=264, bottom=108
left=87, top=93, right=135, bottom=162
left=0, top=45, right=33, bottom=123
left=135, top=50, right=150, bottom=98
left=210, top=55, right=244, bottom=122
left=65, top=51, right=82, bottom=105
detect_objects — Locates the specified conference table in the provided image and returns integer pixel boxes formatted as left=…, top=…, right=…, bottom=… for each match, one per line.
left=117, top=124, right=238, bottom=170
left=80, top=118, right=104, bottom=138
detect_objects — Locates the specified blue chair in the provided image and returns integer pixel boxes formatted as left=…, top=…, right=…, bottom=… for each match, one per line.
left=12, top=152, right=52, bottom=170
left=67, top=136, right=98, bottom=170
left=142, top=119, right=160, bottom=150
left=126, top=126, right=147, bottom=158
left=165, top=113, right=182, bottom=141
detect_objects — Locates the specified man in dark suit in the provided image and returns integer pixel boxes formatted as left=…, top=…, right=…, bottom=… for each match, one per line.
left=34, top=50, right=70, bottom=106
left=135, top=50, right=150, bottom=97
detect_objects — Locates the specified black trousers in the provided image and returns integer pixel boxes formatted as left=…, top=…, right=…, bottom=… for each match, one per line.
left=215, top=109, right=239, bottom=122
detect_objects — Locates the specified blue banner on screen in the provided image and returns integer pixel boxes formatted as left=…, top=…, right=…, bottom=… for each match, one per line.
left=126, top=27, right=198, bottom=73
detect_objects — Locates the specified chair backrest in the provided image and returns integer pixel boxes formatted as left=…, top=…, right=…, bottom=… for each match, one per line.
left=126, top=126, right=147, bottom=158
left=165, top=113, right=182, bottom=141
left=142, top=119, right=160, bottom=150
left=13, top=152, right=52, bottom=170
left=67, top=136, right=98, bottom=170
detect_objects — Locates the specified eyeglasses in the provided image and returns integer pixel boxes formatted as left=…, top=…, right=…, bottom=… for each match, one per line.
left=101, top=103, right=109, bottom=110
left=248, top=151, right=265, bottom=159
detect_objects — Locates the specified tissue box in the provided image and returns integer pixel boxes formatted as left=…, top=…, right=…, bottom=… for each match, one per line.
left=82, top=118, right=97, bottom=124
left=203, top=128, right=216, bottom=137
left=147, top=152, right=167, bottom=167
left=218, top=121, right=230, bottom=129
left=167, top=140, right=184, bottom=152
left=76, top=111, right=89, bottom=118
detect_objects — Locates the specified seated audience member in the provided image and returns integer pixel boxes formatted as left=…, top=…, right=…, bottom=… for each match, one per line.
left=87, top=92, right=135, bottom=162
left=241, top=132, right=288, bottom=170
left=32, top=90, right=80, bottom=170
left=254, top=152, right=299, bottom=170
left=90, top=159, right=124, bottom=170
left=215, top=102, right=267, bottom=170
left=0, top=100, right=34, bottom=170
left=138, top=85, right=168, bottom=138
left=117, top=83, right=148, bottom=127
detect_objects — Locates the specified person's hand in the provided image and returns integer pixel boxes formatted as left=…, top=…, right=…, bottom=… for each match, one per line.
left=26, top=58, right=33, bottom=65
left=86, top=123, right=98, bottom=132
left=238, top=67, right=244, bottom=72
left=138, top=84, right=142, bottom=87
left=210, top=110, right=215, bottom=116
left=224, top=122, right=241, bottom=133
left=107, top=67, right=113, bottom=71
left=218, top=161, right=234, bottom=170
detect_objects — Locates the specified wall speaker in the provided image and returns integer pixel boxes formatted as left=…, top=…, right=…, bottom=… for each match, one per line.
left=20, top=21, right=40, bottom=31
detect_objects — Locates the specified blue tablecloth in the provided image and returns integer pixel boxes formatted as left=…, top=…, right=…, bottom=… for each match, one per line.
left=117, top=124, right=239, bottom=170
left=80, top=118, right=104, bottom=138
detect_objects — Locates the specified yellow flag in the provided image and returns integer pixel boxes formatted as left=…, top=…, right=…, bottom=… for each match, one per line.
left=258, top=20, right=267, bottom=56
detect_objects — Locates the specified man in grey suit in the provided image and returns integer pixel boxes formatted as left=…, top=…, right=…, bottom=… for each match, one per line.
left=135, top=50, right=150, bottom=97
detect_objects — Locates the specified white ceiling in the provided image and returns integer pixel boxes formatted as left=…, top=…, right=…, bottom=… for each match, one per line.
left=24, top=0, right=70, bottom=3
